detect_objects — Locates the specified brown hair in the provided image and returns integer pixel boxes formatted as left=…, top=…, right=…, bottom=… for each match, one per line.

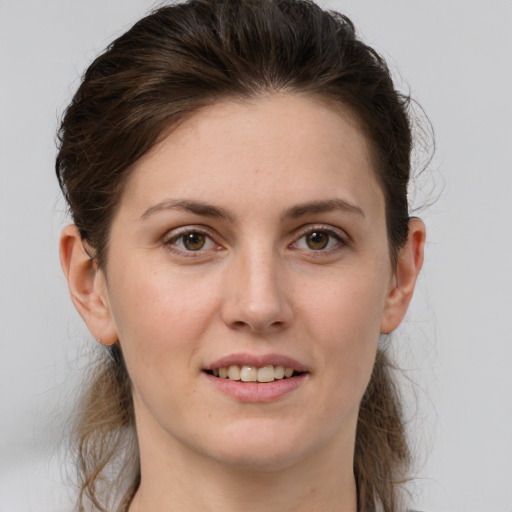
left=56, top=0, right=415, bottom=510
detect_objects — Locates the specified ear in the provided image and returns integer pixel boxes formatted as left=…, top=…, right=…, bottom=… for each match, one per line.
left=59, top=224, right=118, bottom=345
left=380, top=217, right=426, bottom=334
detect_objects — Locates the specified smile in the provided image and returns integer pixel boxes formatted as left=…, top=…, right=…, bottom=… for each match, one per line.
left=206, top=365, right=302, bottom=383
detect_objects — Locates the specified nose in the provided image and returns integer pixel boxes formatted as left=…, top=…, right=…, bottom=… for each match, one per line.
left=220, top=247, right=293, bottom=334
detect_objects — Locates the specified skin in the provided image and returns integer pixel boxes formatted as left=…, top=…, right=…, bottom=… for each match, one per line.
left=60, top=94, right=425, bottom=512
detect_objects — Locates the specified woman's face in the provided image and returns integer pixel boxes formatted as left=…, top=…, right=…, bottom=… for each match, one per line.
left=98, top=94, right=399, bottom=469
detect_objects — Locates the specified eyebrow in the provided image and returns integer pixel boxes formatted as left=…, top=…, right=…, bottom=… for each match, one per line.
left=282, top=198, right=365, bottom=219
left=140, top=197, right=364, bottom=222
left=140, top=199, right=235, bottom=222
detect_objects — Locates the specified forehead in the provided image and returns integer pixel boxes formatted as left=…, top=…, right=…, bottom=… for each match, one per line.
left=120, top=94, right=384, bottom=221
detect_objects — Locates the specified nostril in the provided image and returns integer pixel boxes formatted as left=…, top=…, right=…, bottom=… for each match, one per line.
left=230, top=319, right=286, bottom=332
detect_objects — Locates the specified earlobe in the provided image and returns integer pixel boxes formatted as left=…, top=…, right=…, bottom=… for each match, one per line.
left=59, top=224, right=118, bottom=345
left=380, top=217, right=426, bottom=334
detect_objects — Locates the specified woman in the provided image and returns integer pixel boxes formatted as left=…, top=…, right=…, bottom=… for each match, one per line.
left=57, top=0, right=426, bottom=510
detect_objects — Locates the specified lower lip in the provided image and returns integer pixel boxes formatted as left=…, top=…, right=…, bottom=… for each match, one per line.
left=204, top=372, right=307, bottom=402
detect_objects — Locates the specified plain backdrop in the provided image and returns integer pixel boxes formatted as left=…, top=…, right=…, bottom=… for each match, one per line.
left=1, top=1, right=511, bottom=511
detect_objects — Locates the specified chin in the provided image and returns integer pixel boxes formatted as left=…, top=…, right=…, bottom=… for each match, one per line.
left=209, top=446, right=304, bottom=472
left=201, top=421, right=320, bottom=471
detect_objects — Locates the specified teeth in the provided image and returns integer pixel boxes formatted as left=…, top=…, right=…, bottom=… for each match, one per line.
left=227, top=365, right=241, bottom=380
left=240, top=365, right=257, bottom=382
left=257, top=366, right=275, bottom=382
left=274, top=365, right=285, bottom=379
left=212, top=364, right=297, bottom=382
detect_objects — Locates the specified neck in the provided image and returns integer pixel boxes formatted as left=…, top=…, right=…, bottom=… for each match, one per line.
left=129, top=417, right=358, bottom=512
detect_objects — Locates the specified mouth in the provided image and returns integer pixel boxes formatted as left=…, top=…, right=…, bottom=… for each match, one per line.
left=203, top=355, right=308, bottom=401
left=204, top=364, right=306, bottom=383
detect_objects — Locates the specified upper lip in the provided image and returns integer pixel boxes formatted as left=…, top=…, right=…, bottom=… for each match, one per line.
left=205, top=353, right=308, bottom=372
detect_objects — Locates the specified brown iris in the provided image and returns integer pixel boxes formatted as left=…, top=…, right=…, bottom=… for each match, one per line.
left=183, top=232, right=206, bottom=250
left=305, top=231, right=329, bottom=250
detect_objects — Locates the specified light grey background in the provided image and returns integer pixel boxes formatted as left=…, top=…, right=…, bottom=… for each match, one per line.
left=1, top=1, right=511, bottom=511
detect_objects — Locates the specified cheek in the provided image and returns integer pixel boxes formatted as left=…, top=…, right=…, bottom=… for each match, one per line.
left=107, top=262, right=221, bottom=377
left=299, top=266, right=389, bottom=387
left=302, top=268, right=388, bottom=343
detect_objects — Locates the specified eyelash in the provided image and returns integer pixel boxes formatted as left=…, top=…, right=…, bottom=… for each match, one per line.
left=163, top=227, right=219, bottom=258
left=290, top=225, right=348, bottom=255
left=163, top=225, right=348, bottom=258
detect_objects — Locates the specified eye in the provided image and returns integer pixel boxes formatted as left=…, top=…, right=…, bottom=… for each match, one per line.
left=304, top=231, right=331, bottom=250
left=165, top=229, right=217, bottom=253
left=292, top=227, right=345, bottom=252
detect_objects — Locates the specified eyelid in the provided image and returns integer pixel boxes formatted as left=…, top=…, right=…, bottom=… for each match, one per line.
left=163, top=225, right=222, bottom=257
left=290, top=224, right=349, bottom=252
left=161, top=223, right=349, bottom=258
